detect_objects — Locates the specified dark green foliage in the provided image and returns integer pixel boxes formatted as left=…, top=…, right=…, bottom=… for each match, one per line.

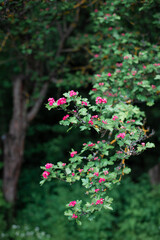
left=12, top=170, right=160, bottom=240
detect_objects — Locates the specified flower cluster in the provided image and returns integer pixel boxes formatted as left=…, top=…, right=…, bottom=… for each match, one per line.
left=48, top=98, right=55, bottom=106
left=70, top=151, right=77, bottom=157
left=117, top=133, right=126, bottom=139
left=96, top=97, right=107, bottom=104
left=57, top=97, right=67, bottom=106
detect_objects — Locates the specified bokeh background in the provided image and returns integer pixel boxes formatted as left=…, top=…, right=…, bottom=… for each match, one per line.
left=0, top=0, right=160, bottom=239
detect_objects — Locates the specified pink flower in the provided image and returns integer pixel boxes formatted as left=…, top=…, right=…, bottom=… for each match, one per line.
left=57, top=97, right=67, bottom=106
left=83, top=143, right=86, bottom=146
left=94, top=157, right=98, bottom=160
left=94, top=172, right=99, bottom=177
left=96, top=74, right=101, bottom=77
left=48, top=98, right=55, bottom=106
left=124, top=56, right=129, bottom=59
left=104, top=170, right=109, bottom=175
left=82, top=101, right=88, bottom=106
left=92, top=88, right=97, bottom=91
left=62, top=163, right=66, bottom=166
left=117, top=132, right=126, bottom=139
left=45, top=163, right=53, bottom=169
left=99, top=82, right=104, bottom=86
left=96, top=97, right=107, bottom=104
left=108, top=27, right=113, bottom=31
left=102, top=120, right=107, bottom=124
left=107, top=73, right=112, bottom=77
left=152, top=85, right=156, bottom=89
left=88, top=120, right=94, bottom=125
left=70, top=151, right=77, bottom=157
left=91, top=115, right=98, bottom=119
left=96, top=198, right=104, bottom=205
left=72, top=173, right=75, bottom=176
left=72, top=214, right=78, bottom=219
left=137, top=81, right=143, bottom=85
left=132, top=71, right=137, bottom=76
left=113, top=115, right=118, bottom=120
left=141, top=142, right=145, bottom=147
left=88, top=143, right=95, bottom=147
left=99, top=178, right=105, bottom=183
left=94, top=9, right=98, bottom=12
left=95, top=189, right=100, bottom=192
left=42, top=171, right=50, bottom=179
left=116, top=62, right=123, bottom=67
left=69, top=201, right=76, bottom=207
left=78, top=169, right=83, bottom=173
left=63, top=114, right=69, bottom=120
left=97, top=141, right=100, bottom=144
left=143, top=65, right=146, bottom=69
left=102, top=140, right=106, bottom=143
left=121, top=33, right=125, bottom=36
left=88, top=168, right=94, bottom=171
left=69, top=90, right=77, bottom=97
left=94, top=54, right=99, bottom=58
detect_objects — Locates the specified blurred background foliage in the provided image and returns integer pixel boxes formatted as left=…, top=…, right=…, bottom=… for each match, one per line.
left=0, top=0, right=160, bottom=239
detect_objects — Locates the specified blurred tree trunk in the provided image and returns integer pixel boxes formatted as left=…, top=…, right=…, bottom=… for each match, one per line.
left=3, top=75, right=27, bottom=203
left=149, top=163, right=160, bottom=185
left=2, top=75, right=48, bottom=203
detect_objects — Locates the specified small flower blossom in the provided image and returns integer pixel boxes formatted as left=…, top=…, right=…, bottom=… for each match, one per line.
left=92, top=88, right=97, bottom=91
left=141, top=142, right=145, bottom=147
left=94, top=9, right=98, bottom=12
left=151, top=85, right=156, bottom=89
left=94, top=54, right=99, bottom=58
left=82, top=101, right=88, bottom=106
left=96, top=74, right=101, bottom=77
left=117, top=132, right=126, bottom=139
left=62, top=163, right=66, bottom=166
left=45, top=163, right=53, bottom=169
left=104, top=170, right=109, bottom=175
left=96, top=97, right=107, bottom=104
left=132, top=71, right=137, bottom=76
left=99, top=178, right=105, bottom=183
left=91, top=115, right=98, bottom=119
left=107, top=73, right=112, bottom=77
left=48, top=98, right=55, bottom=106
left=102, top=120, right=107, bottom=124
left=113, top=115, right=118, bottom=120
left=99, top=82, right=104, bottom=86
left=124, top=56, right=129, bottom=59
left=102, top=140, right=106, bottom=143
left=88, top=168, right=94, bottom=171
left=70, top=151, right=77, bottom=157
left=57, top=97, right=67, bottom=106
left=88, top=120, right=94, bottom=125
left=94, top=172, right=99, bottom=177
left=88, top=143, right=95, bottom=147
left=42, top=171, right=50, bottom=179
left=69, top=90, right=77, bottom=97
left=96, top=198, right=104, bottom=205
left=97, top=141, right=100, bottom=144
left=78, top=169, right=83, bottom=173
left=95, top=189, right=100, bottom=193
left=143, top=65, right=146, bottom=69
left=63, top=114, right=69, bottom=121
left=72, top=214, right=78, bottom=219
left=94, top=157, right=98, bottom=160
left=72, top=173, right=75, bottom=176
left=69, top=201, right=76, bottom=207
left=137, top=81, right=143, bottom=85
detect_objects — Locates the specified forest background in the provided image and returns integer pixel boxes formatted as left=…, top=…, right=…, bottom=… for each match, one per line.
left=0, top=0, right=160, bottom=239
